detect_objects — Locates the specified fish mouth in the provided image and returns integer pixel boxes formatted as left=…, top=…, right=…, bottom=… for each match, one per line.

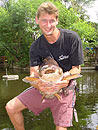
left=44, top=69, right=55, bottom=74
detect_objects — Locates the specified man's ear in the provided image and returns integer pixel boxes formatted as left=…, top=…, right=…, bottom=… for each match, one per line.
left=56, top=19, right=58, bottom=25
left=35, top=16, right=39, bottom=24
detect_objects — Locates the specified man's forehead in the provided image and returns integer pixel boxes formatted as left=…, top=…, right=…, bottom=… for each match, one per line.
left=38, top=12, right=57, bottom=19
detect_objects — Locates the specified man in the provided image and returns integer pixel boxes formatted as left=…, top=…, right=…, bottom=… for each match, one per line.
left=6, top=2, right=84, bottom=130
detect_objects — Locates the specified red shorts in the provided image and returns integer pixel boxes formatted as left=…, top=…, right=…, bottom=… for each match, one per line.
left=17, top=85, right=76, bottom=128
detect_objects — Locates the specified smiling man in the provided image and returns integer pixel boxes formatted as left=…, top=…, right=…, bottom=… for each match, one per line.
left=6, top=2, right=84, bottom=130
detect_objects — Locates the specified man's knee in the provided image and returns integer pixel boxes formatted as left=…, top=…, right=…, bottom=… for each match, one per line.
left=5, top=97, right=18, bottom=114
left=5, top=97, right=26, bottom=114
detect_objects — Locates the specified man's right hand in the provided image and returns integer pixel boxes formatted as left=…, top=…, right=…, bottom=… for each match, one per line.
left=37, top=79, right=69, bottom=95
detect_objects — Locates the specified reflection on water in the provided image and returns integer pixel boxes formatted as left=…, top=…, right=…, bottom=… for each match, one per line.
left=78, top=70, right=98, bottom=130
left=0, top=68, right=98, bottom=130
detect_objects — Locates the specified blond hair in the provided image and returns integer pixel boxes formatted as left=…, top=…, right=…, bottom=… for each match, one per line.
left=36, top=2, right=59, bottom=19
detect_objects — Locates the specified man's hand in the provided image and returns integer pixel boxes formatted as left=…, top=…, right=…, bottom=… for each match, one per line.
left=55, top=80, right=69, bottom=89
left=37, top=79, right=69, bottom=94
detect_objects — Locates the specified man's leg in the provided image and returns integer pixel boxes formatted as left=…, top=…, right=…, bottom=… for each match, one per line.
left=5, top=97, right=27, bottom=130
left=56, top=126, right=67, bottom=130
left=51, top=89, right=76, bottom=130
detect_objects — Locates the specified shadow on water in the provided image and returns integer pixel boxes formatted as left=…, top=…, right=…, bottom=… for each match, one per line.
left=0, top=68, right=98, bottom=130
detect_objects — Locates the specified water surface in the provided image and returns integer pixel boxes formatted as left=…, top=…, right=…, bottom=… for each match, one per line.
left=0, top=68, right=98, bottom=130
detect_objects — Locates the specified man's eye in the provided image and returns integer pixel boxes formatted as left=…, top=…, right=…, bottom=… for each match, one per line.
left=42, top=19, right=47, bottom=23
left=41, top=19, right=55, bottom=24
left=50, top=20, right=55, bottom=23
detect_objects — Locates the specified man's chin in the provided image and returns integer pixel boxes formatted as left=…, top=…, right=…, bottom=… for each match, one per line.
left=45, top=33, right=52, bottom=36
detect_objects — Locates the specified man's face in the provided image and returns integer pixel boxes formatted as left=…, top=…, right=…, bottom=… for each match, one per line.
left=36, top=13, right=58, bottom=36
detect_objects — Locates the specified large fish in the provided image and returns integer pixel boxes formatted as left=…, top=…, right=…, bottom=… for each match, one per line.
left=23, top=57, right=82, bottom=100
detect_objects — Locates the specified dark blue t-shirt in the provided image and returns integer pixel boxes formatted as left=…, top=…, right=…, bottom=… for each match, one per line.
left=30, top=29, right=84, bottom=72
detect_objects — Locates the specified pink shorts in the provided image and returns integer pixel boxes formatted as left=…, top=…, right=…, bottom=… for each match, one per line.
left=17, top=85, right=76, bottom=128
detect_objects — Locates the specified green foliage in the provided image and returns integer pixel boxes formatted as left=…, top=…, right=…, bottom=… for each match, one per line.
left=58, top=7, right=78, bottom=29
left=0, top=0, right=35, bottom=67
left=70, top=21, right=97, bottom=41
left=70, top=20, right=97, bottom=49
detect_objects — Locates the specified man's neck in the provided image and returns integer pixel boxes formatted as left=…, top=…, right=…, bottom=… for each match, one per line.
left=44, top=28, right=60, bottom=44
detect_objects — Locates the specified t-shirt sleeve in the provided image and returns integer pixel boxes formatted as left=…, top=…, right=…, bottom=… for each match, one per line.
left=29, top=43, right=42, bottom=67
left=69, top=33, right=84, bottom=66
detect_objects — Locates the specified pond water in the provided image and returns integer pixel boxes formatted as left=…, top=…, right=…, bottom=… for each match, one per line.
left=0, top=68, right=98, bottom=130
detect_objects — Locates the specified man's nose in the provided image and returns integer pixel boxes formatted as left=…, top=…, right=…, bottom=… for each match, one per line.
left=47, top=21, right=51, bottom=27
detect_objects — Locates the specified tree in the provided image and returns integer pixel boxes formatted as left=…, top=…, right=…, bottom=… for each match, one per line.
left=70, top=20, right=97, bottom=48
left=61, top=0, right=96, bottom=6
left=59, top=0, right=96, bottom=21
left=0, top=0, right=39, bottom=67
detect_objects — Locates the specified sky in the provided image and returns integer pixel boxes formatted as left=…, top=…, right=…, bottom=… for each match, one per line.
left=85, top=0, right=98, bottom=23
